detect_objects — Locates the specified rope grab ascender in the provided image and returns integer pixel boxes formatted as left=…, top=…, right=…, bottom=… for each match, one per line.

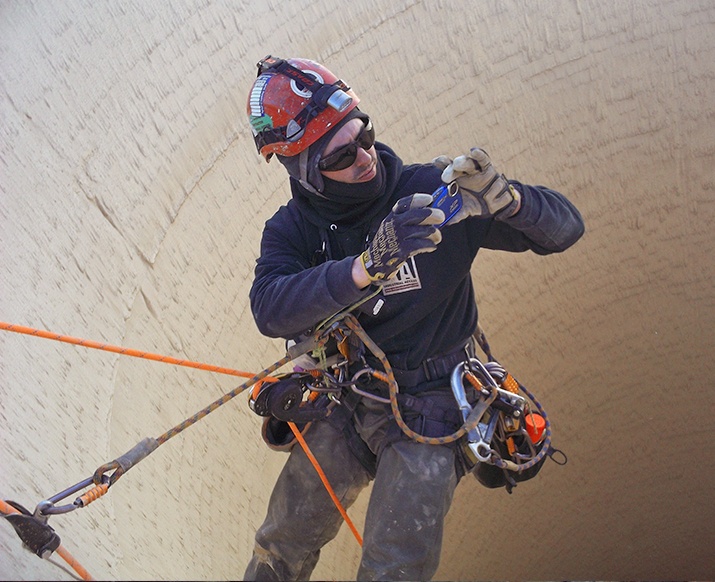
left=1, top=304, right=566, bottom=579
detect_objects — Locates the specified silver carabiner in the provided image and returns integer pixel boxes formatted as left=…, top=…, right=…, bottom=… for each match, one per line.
left=450, top=361, right=498, bottom=462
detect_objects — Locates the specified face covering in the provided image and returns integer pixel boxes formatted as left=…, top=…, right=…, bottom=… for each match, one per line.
left=277, top=110, right=405, bottom=227
left=306, top=157, right=386, bottom=224
left=288, top=142, right=405, bottom=229
left=276, top=108, right=370, bottom=196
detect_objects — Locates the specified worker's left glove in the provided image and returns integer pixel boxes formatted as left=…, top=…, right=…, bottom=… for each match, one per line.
left=360, top=193, right=444, bottom=283
left=432, top=147, right=520, bottom=223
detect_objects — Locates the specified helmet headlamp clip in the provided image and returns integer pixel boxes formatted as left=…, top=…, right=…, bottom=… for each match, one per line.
left=257, top=55, right=353, bottom=114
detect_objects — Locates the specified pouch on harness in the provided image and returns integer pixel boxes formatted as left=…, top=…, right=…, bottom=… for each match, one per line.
left=247, top=320, right=564, bottom=493
left=249, top=365, right=378, bottom=477
left=450, top=356, right=564, bottom=493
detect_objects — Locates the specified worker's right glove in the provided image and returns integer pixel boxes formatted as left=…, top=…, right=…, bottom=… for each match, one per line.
left=432, top=147, right=520, bottom=222
left=360, top=193, right=444, bottom=283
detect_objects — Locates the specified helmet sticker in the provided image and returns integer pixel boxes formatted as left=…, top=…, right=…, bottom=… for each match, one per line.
left=290, top=70, right=324, bottom=98
left=249, top=114, right=274, bottom=136
left=249, top=74, right=273, bottom=136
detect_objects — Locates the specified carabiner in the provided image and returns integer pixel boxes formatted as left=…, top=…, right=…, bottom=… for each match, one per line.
left=450, top=361, right=499, bottom=462
left=349, top=368, right=391, bottom=404
left=35, top=474, right=110, bottom=516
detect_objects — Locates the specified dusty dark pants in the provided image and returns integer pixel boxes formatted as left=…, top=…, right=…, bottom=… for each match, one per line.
left=243, top=395, right=459, bottom=581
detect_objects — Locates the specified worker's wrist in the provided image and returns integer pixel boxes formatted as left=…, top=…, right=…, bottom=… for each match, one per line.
left=508, top=184, right=522, bottom=216
left=498, top=183, right=522, bottom=219
left=352, top=255, right=371, bottom=289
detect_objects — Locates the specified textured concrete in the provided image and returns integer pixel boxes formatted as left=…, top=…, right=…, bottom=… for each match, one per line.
left=1, top=0, right=713, bottom=580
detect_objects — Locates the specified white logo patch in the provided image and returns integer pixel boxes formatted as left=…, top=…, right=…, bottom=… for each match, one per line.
left=290, top=70, right=324, bottom=98
left=382, top=257, right=422, bottom=296
left=249, top=74, right=271, bottom=118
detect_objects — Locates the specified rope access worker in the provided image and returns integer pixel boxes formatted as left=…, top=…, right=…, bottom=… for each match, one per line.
left=243, top=56, right=585, bottom=581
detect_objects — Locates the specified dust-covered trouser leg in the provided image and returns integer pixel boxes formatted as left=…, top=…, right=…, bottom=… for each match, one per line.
left=357, top=439, right=458, bottom=581
left=243, top=419, right=372, bottom=581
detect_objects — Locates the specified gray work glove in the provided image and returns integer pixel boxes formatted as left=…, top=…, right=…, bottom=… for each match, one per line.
left=432, top=148, right=520, bottom=223
left=360, top=193, right=444, bottom=283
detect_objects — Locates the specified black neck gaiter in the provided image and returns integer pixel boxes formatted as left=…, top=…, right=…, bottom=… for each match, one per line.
left=290, top=142, right=404, bottom=229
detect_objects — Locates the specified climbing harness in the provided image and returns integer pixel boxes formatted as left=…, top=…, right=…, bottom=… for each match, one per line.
left=250, top=314, right=567, bottom=493
left=248, top=314, right=567, bottom=495
left=2, top=306, right=565, bottom=577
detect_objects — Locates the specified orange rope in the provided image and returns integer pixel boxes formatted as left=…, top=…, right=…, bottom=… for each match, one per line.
left=287, top=422, right=363, bottom=546
left=55, top=546, right=94, bottom=581
left=0, top=321, right=268, bottom=380
left=2, top=323, right=364, bottom=556
left=0, top=499, right=94, bottom=581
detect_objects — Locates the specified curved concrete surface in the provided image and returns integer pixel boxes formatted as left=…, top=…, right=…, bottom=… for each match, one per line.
left=1, top=1, right=713, bottom=580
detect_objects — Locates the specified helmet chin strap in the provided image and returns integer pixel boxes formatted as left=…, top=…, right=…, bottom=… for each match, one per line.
left=277, top=108, right=370, bottom=197
left=297, top=148, right=328, bottom=198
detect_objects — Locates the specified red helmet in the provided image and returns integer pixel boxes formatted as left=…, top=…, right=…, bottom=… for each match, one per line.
left=247, top=55, right=360, bottom=160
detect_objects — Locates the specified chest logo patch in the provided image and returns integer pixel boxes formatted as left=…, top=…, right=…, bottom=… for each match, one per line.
left=382, top=257, right=422, bottom=296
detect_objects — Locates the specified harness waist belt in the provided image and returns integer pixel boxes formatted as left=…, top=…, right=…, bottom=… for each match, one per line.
left=390, top=341, right=473, bottom=389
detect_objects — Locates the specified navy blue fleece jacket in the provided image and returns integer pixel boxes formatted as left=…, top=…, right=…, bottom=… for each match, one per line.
left=250, top=143, right=584, bottom=372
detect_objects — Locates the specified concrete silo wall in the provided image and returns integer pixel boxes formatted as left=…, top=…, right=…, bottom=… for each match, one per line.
left=1, top=1, right=713, bottom=580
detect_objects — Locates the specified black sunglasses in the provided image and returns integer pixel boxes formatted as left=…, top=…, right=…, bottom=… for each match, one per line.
left=318, top=120, right=375, bottom=172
